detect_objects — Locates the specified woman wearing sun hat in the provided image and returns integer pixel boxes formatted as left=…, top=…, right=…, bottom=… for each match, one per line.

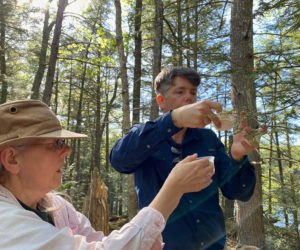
left=0, top=99, right=215, bottom=250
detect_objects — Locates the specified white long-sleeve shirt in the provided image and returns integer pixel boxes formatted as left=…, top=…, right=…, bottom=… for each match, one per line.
left=0, top=184, right=165, bottom=250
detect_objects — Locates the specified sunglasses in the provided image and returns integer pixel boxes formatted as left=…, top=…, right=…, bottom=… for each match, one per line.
left=13, top=139, right=66, bottom=150
left=171, top=145, right=182, bottom=165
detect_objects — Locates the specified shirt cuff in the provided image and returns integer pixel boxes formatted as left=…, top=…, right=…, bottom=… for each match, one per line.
left=130, top=207, right=166, bottom=249
left=231, top=154, right=249, bottom=169
left=157, top=111, right=182, bottom=135
left=131, top=207, right=165, bottom=232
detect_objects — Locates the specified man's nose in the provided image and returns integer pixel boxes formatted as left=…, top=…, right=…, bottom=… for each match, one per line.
left=184, top=93, right=195, bottom=102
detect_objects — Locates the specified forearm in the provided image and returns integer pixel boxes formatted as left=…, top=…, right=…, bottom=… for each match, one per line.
left=149, top=181, right=183, bottom=222
left=149, top=189, right=182, bottom=222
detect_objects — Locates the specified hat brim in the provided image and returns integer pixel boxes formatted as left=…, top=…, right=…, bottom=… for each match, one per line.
left=0, top=129, right=87, bottom=151
left=36, top=129, right=88, bottom=139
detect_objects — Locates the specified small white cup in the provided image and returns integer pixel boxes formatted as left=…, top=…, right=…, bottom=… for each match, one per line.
left=214, top=114, right=235, bottom=131
left=196, top=156, right=215, bottom=163
left=196, top=156, right=215, bottom=173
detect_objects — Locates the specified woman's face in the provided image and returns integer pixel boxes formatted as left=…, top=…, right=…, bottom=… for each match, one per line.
left=15, top=138, right=71, bottom=194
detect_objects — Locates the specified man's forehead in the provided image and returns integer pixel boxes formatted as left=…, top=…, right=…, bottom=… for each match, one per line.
left=172, top=76, right=197, bottom=85
left=170, top=82, right=197, bottom=90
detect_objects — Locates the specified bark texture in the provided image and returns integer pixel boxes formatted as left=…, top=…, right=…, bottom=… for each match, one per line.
left=0, top=0, right=7, bottom=104
left=42, top=0, right=67, bottom=105
left=230, top=0, right=265, bottom=247
left=150, top=0, right=163, bottom=120
left=114, top=0, right=136, bottom=219
left=83, top=170, right=109, bottom=235
left=31, top=0, right=55, bottom=99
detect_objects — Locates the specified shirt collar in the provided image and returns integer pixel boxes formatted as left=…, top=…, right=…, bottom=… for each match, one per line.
left=17, top=199, right=52, bottom=224
left=182, top=128, right=204, bottom=145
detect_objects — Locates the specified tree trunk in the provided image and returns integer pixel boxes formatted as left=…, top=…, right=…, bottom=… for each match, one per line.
left=285, top=115, right=300, bottom=248
left=118, top=174, right=123, bottom=216
left=73, top=60, right=86, bottom=172
left=64, top=61, right=73, bottom=172
left=274, top=129, right=289, bottom=226
left=150, top=0, right=163, bottom=120
left=93, top=72, right=102, bottom=173
left=42, top=0, right=67, bottom=105
left=230, top=0, right=265, bottom=247
left=82, top=170, right=109, bottom=235
left=176, top=0, right=182, bottom=66
left=114, top=0, right=130, bottom=133
left=0, top=0, right=7, bottom=104
left=114, top=0, right=132, bottom=219
left=70, top=53, right=88, bottom=193
left=69, top=20, right=95, bottom=169
left=132, top=0, right=142, bottom=126
left=53, top=64, right=59, bottom=114
left=185, top=0, right=191, bottom=68
left=267, top=122, right=273, bottom=218
left=94, top=74, right=118, bottom=174
left=192, top=4, right=198, bottom=69
left=273, top=74, right=289, bottom=227
left=105, top=119, right=110, bottom=174
left=224, top=135, right=234, bottom=222
left=128, top=0, right=143, bottom=220
left=105, top=119, right=111, bottom=214
left=31, top=0, right=55, bottom=100
left=66, top=61, right=73, bottom=130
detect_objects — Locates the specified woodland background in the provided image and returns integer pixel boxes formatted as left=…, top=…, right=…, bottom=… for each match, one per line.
left=0, top=0, right=299, bottom=249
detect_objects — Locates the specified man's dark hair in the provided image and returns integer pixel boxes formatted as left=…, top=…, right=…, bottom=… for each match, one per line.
left=153, top=67, right=201, bottom=96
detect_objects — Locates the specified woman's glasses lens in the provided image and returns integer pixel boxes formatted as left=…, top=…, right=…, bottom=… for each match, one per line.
left=55, top=139, right=65, bottom=149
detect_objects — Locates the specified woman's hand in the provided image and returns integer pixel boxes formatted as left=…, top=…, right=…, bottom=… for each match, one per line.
left=149, top=153, right=214, bottom=221
left=165, top=153, right=214, bottom=195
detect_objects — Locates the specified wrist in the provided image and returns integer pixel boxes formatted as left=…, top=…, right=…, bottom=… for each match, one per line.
left=149, top=181, right=182, bottom=221
left=230, top=151, right=245, bottom=162
left=164, top=178, right=185, bottom=197
left=171, top=109, right=183, bottom=128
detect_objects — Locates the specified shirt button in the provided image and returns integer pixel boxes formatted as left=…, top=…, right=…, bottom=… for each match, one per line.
left=167, top=128, right=172, bottom=133
left=196, top=219, right=200, bottom=223
left=201, top=242, right=204, bottom=246
left=146, top=144, right=151, bottom=149
left=189, top=200, right=193, bottom=204
left=242, top=184, right=246, bottom=188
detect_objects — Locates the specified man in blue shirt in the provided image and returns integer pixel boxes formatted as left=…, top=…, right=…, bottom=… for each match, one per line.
left=110, top=67, right=266, bottom=249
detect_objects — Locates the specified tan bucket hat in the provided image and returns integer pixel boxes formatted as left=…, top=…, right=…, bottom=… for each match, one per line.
left=0, top=99, right=87, bottom=151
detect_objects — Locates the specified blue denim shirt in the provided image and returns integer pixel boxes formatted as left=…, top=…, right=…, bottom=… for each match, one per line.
left=110, top=111, right=256, bottom=250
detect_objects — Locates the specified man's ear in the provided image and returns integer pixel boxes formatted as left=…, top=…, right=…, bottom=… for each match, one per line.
left=156, top=94, right=165, bottom=110
left=0, top=148, right=20, bottom=174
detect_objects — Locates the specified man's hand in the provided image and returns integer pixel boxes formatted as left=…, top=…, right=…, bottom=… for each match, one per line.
left=231, top=114, right=267, bottom=162
left=171, top=100, right=223, bottom=129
